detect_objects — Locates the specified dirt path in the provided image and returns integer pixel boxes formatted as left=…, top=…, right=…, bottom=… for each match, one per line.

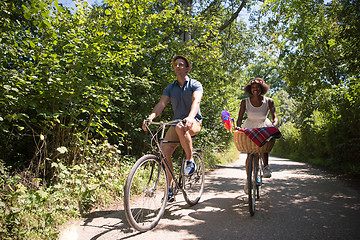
left=60, top=154, right=360, bottom=240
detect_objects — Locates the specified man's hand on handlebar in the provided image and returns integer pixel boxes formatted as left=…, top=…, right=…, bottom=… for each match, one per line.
left=183, top=117, right=195, bottom=132
left=142, top=119, right=152, bottom=131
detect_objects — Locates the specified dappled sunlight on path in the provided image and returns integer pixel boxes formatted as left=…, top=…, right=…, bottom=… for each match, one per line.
left=60, top=154, right=360, bottom=240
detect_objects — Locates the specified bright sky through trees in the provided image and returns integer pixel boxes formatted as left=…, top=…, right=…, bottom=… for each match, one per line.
left=58, top=0, right=101, bottom=9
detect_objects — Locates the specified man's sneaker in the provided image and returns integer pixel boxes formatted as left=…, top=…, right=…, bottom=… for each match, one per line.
left=244, top=181, right=249, bottom=194
left=263, top=165, right=272, bottom=178
left=184, top=159, right=196, bottom=176
left=167, top=187, right=176, bottom=202
left=162, top=187, right=176, bottom=203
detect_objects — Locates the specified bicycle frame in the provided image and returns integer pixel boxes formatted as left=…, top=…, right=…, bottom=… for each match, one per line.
left=124, top=119, right=204, bottom=232
left=145, top=119, right=186, bottom=191
left=254, top=154, right=263, bottom=193
left=248, top=153, right=263, bottom=177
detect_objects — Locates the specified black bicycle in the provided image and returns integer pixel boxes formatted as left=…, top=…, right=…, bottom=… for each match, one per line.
left=124, top=119, right=205, bottom=232
left=234, top=130, right=276, bottom=216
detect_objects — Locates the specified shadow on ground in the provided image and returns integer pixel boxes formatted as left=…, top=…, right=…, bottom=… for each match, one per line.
left=70, top=156, right=360, bottom=240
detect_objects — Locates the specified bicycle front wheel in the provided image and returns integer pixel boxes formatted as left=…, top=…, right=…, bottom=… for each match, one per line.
left=248, top=154, right=257, bottom=216
left=256, top=158, right=263, bottom=200
left=182, top=152, right=205, bottom=206
left=124, top=155, right=168, bottom=232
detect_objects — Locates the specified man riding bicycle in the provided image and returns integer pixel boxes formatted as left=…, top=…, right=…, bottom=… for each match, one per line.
left=142, top=55, right=203, bottom=201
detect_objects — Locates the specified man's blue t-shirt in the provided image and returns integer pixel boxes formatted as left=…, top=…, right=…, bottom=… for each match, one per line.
left=163, top=77, right=203, bottom=122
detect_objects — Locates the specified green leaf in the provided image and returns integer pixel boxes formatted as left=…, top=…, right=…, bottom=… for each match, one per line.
left=37, top=189, right=48, bottom=199
left=57, top=146, right=68, bottom=154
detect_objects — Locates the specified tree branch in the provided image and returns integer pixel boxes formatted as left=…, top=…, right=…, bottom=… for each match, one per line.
left=218, top=0, right=247, bottom=32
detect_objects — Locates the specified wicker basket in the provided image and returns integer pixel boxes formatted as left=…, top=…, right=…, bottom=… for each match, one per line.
left=234, top=130, right=275, bottom=153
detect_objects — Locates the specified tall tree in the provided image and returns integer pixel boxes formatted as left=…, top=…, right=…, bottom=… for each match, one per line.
left=1, top=0, right=263, bottom=178
left=257, top=0, right=360, bottom=169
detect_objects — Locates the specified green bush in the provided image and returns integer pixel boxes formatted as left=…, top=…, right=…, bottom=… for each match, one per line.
left=272, top=121, right=300, bottom=157
left=0, top=141, right=131, bottom=240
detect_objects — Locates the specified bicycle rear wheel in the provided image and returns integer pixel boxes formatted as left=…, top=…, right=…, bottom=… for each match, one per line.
left=182, top=152, right=205, bottom=206
left=248, top=154, right=257, bottom=216
left=124, top=155, right=168, bottom=232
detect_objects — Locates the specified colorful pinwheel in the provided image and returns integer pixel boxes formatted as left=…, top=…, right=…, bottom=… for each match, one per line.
left=221, top=109, right=234, bottom=131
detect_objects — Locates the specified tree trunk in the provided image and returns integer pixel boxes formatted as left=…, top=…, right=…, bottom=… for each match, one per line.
left=180, top=0, right=193, bottom=41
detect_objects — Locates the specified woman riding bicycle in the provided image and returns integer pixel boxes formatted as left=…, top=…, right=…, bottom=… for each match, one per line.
left=236, top=78, right=278, bottom=193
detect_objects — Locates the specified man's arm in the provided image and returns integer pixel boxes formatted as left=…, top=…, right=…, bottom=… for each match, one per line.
left=184, top=91, right=203, bottom=132
left=142, top=95, right=170, bottom=131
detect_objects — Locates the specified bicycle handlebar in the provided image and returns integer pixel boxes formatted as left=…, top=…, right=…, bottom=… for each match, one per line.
left=144, top=119, right=187, bottom=153
left=145, top=119, right=186, bottom=127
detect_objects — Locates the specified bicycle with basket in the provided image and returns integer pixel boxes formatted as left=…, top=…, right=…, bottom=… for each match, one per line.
left=233, top=129, right=276, bottom=216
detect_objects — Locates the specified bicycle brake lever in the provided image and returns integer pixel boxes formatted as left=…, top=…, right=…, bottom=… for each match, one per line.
left=178, top=119, right=186, bottom=127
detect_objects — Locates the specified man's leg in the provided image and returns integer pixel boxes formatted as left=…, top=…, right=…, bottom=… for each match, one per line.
left=175, top=121, right=201, bottom=160
left=175, top=124, right=193, bottom=160
left=162, top=126, right=179, bottom=186
left=175, top=121, right=201, bottom=176
left=162, top=143, right=177, bottom=186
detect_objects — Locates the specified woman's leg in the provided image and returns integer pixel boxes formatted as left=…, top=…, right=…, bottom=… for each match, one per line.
left=244, top=153, right=251, bottom=193
left=261, top=153, right=272, bottom=178
left=245, top=153, right=251, bottom=175
left=261, top=153, right=268, bottom=167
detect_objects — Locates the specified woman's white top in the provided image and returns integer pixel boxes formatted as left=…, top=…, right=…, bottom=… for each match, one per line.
left=243, top=97, right=273, bottom=129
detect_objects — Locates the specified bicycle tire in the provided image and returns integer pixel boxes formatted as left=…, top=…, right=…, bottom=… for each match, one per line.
left=248, top=154, right=256, bottom=216
left=124, top=154, right=168, bottom=232
left=182, top=152, right=205, bottom=206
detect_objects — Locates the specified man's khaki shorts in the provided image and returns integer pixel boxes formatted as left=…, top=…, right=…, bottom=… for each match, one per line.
left=163, top=120, right=201, bottom=145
